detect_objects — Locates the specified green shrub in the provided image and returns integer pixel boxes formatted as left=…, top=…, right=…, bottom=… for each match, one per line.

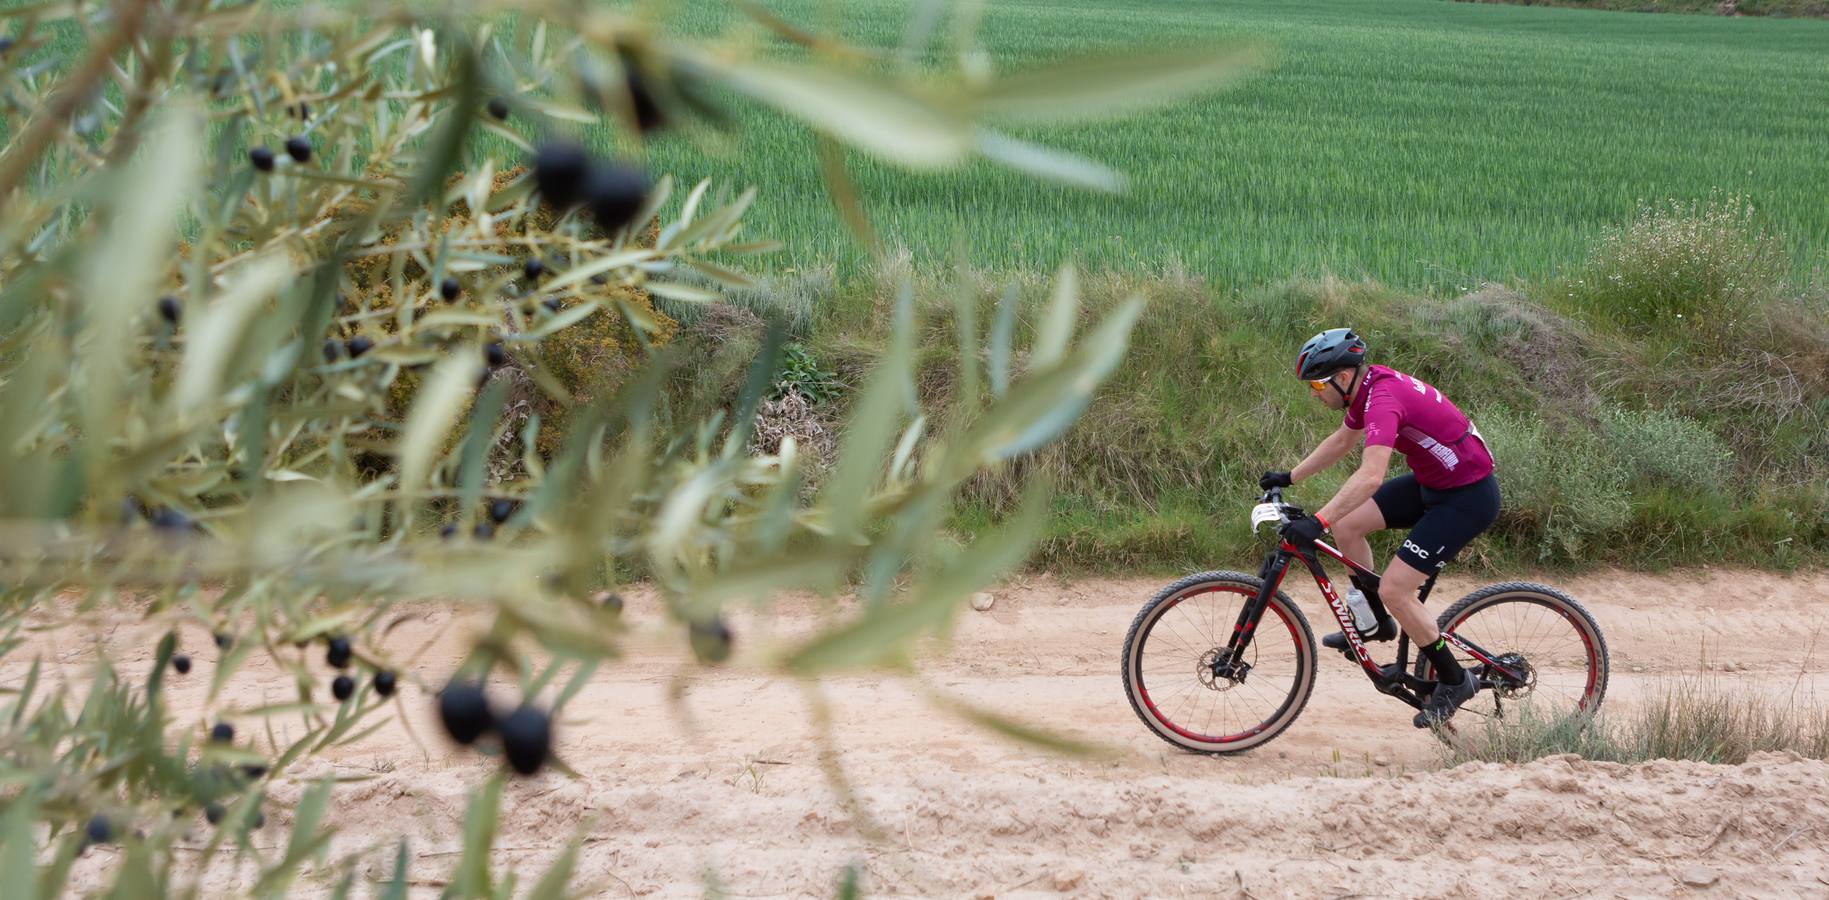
left=774, top=342, right=844, bottom=404
left=1476, top=406, right=1630, bottom=561
left=1557, top=192, right=1787, bottom=339
left=1598, top=407, right=1734, bottom=490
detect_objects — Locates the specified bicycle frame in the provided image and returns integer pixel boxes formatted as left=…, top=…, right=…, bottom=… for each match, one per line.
left=1225, top=519, right=1525, bottom=712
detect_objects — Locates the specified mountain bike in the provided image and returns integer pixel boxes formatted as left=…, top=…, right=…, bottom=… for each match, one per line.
left=1121, top=487, right=1609, bottom=753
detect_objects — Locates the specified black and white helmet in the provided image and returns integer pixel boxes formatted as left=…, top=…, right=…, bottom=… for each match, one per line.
left=1294, top=328, right=1368, bottom=381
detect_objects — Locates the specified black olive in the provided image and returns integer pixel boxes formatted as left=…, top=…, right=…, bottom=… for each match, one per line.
left=597, top=592, right=624, bottom=615
left=284, top=135, right=311, bottom=163
left=689, top=618, right=733, bottom=665
left=488, top=498, right=515, bottom=524
left=497, top=705, right=552, bottom=776
left=326, top=636, right=351, bottom=669
left=532, top=141, right=590, bottom=212
left=438, top=680, right=493, bottom=745
left=584, top=163, right=648, bottom=234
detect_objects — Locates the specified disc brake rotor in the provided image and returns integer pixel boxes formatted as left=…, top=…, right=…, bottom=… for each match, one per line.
left=1197, top=647, right=1250, bottom=691
left=1484, top=651, right=1535, bottom=698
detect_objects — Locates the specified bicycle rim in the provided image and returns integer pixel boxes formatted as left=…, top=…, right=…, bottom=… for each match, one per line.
left=1422, top=584, right=1608, bottom=734
left=1124, top=575, right=1314, bottom=754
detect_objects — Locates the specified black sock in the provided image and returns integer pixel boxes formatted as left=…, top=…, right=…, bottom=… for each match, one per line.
left=1422, top=637, right=1465, bottom=686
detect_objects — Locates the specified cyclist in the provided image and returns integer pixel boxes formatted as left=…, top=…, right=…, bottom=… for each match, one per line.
left=1260, top=328, right=1501, bottom=728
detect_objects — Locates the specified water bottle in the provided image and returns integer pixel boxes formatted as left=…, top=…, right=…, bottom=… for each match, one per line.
left=1344, top=588, right=1379, bottom=633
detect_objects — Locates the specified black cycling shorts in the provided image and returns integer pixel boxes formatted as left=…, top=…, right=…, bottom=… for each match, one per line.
left=1371, top=473, right=1501, bottom=573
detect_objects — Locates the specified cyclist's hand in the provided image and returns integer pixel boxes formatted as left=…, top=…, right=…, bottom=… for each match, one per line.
left=1259, top=470, right=1294, bottom=490
left=1279, top=515, right=1326, bottom=546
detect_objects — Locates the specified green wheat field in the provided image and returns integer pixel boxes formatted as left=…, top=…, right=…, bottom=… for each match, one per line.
left=615, top=0, right=1829, bottom=291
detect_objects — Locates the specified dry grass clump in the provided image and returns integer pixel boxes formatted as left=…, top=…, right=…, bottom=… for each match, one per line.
left=1412, top=285, right=1596, bottom=408
left=1443, top=678, right=1829, bottom=766
left=750, top=391, right=838, bottom=476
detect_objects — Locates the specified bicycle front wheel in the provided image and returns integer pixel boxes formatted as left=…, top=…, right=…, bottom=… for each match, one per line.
left=1121, top=571, right=1317, bottom=755
left=1416, top=581, right=1609, bottom=738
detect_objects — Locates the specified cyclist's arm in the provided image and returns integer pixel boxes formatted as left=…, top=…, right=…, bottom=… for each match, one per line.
left=1291, top=424, right=1362, bottom=482
left=1317, top=444, right=1393, bottom=525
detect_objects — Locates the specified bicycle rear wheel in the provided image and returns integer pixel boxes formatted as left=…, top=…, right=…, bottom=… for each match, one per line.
left=1415, top=581, right=1609, bottom=739
left=1121, top=571, right=1316, bottom=754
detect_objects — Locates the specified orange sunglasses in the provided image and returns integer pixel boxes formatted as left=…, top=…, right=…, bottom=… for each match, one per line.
left=1307, top=378, right=1331, bottom=392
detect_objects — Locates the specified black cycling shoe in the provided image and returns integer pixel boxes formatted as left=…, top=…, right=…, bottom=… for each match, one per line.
left=1320, top=615, right=1398, bottom=652
left=1413, top=671, right=1479, bottom=729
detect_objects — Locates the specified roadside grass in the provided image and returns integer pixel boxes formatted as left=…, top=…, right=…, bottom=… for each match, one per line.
left=1441, top=678, right=1829, bottom=766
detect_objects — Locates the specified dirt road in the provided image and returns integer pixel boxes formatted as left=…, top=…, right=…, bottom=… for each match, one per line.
left=34, top=568, right=1829, bottom=897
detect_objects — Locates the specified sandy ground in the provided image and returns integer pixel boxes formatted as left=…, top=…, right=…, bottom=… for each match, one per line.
left=26, top=568, right=1829, bottom=897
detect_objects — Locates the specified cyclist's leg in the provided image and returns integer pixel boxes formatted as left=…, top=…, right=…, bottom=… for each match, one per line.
left=1328, top=496, right=1385, bottom=572
left=1321, top=477, right=1419, bottom=646
left=1379, top=474, right=1502, bottom=643
left=1377, top=556, right=1438, bottom=644
left=1336, top=474, right=1422, bottom=572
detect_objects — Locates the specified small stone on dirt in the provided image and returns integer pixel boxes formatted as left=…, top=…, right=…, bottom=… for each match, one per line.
left=1051, top=870, right=1083, bottom=891
left=1632, top=665, right=1645, bottom=673
left=1679, top=865, right=1719, bottom=888
left=1373, top=755, right=1391, bottom=767
left=970, top=592, right=995, bottom=612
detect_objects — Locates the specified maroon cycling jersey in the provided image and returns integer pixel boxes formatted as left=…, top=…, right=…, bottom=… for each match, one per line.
left=1343, top=365, right=1494, bottom=490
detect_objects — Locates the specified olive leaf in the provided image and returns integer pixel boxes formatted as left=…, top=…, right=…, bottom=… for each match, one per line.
left=76, top=106, right=199, bottom=461
left=453, top=774, right=504, bottom=898
left=702, top=56, right=973, bottom=169
left=783, top=482, right=1047, bottom=674
left=171, top=256, right=293, bottom=420
left=396, top=352, right=483, bottom=496
left=975, top=128, right=1126, bottom=193
left=968, top=44, right=1268, bottom=125
left=966, top=295, right=1144, bottom=465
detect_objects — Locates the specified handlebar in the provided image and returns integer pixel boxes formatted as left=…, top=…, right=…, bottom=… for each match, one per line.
left=1250, top=486, right=1307, bottom=534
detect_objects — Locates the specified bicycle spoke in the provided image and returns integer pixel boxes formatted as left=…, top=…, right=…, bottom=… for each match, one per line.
left=1439, top=590, right=1604, bottom=727
left=1130, top=581, right=1306, bottom=748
